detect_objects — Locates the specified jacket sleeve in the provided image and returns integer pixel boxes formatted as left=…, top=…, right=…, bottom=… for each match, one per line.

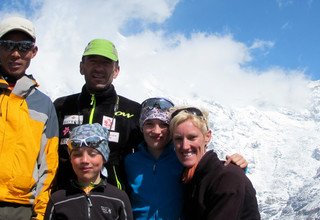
left=33, top=104, right=59, bottom=220
left=206, top=168, right=246, bottom=220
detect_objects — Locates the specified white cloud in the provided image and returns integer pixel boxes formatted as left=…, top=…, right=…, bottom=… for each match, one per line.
left=0, top=0, right=312, bottom=111
left=249, top=39, right=274, bottom=50
left=281, top=21, right=291, bottom=30
left=276, top=0, right=294, bottom=8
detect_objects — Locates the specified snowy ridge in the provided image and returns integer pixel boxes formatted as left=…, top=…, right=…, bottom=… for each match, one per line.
left=46, top=80, right=320, bottom=219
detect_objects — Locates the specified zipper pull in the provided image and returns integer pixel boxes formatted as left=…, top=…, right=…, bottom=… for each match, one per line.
left=153, top=164, right=156, bottom=174
left=90, top=94, right=95, bottom=106
left=89, top=94, right=96, bottom=124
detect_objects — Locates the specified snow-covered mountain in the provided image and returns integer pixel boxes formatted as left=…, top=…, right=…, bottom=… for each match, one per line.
left=189, top=81, right=320, bottom=219
left=44, top=79, right=320, bottom=219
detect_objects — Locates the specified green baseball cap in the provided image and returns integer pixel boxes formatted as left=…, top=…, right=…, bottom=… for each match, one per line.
left=82, top=39, right=118, bottom=61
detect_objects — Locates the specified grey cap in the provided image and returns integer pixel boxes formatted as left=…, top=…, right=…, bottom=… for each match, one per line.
left=0, top=16, right=36, bottom=40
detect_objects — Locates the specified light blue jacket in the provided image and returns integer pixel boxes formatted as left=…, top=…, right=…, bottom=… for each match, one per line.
left=124, top=142, right=184, bottom=220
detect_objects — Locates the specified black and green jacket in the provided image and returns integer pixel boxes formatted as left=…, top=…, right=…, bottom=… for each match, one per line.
left=53, top=84, right=143, bottom=191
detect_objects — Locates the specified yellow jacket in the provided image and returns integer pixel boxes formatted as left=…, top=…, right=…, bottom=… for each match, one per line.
left=0, top=75, right=59, bottom=220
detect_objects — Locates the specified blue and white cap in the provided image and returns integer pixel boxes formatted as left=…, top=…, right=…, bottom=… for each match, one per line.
left=69, top=123, right=110, bottom=177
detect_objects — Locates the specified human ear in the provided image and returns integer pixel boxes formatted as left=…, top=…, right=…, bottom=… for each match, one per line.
left=31, top=46, right=38, bottom=58
left=80, top=61, right=84, bottom=75
left=112, top=65, right=120, bottom=79
left=204, top=130, right=212, bottom=145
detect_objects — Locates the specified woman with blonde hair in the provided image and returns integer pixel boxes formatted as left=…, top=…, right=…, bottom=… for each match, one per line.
left=170, top=107, right=260, bottom=220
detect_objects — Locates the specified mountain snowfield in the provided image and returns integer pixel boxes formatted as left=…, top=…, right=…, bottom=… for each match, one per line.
left=44, top=79, right=320, bottom=219
left=187, top=81, right=320, bottom=219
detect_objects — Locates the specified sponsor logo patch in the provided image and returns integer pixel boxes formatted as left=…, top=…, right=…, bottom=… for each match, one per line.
left=108, top=131, right=119, bottom=143
left=102, top=116, right=116, bottom=130
left=101, top=206, right=112, bottom=214
left=63, top=115, right=83, bottom=125
left=115, top=111, right=134, bottom=119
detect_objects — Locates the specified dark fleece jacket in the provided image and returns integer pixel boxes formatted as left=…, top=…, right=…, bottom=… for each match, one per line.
left=183, top=150, right=260, bottom=220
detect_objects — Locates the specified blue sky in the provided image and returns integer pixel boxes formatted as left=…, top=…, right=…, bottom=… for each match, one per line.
left=1, top=0, right=319, bottom=79
left=0, top=0, right=316, bottom=110
left=163, top=0, right=320, bottom=79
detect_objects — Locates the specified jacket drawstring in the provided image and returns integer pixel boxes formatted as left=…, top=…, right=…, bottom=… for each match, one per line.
left=113, top=166, right=122, bottom=190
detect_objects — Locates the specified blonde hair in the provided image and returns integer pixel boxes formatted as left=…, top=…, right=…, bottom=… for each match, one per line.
left=169, top=107, right=209, bottom=138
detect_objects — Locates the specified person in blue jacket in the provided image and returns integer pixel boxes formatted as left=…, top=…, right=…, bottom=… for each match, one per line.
left=125, top=98, right=183, bottom=219
left=124, top=98, right=248, bottom=219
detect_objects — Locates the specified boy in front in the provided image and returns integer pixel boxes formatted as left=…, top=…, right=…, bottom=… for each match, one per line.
left=45, top=123, right=133, bottom=220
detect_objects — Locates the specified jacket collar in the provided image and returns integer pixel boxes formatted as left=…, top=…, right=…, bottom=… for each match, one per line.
left=79, top=84, right=117, bottom=105
left=0, top=77, right=9, bottom=90
left=69, top=178, right=108, bottom=193
left=0, top=74, right=38, bottom=97
left=192, top=150, right=222, bottom=180
left=138, top=141, right=175, bottom=160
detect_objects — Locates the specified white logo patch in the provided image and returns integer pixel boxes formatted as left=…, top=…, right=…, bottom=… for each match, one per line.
left=101, top=206, right=112, bottom=214
left=108, top=131, right=119, bottom=143
left=60, top=138, right=68, bottom=145
left=63, top=115, right=83, bottom=125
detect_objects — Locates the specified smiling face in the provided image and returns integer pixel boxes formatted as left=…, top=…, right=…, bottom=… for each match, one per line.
left=80, top=55, right=119, bottom=93
left=172, top=119, right=211, bottom=168
left=143, top=119, right=171, bottom=158
left=0, top=31, right=37, bottom=79
left=70, top=147, right=104, bottom=185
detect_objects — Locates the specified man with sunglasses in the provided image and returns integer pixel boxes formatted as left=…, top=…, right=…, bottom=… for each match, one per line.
left=0, top=17, right=59, bottom=220
left=54, top=39, right=143, bottom=192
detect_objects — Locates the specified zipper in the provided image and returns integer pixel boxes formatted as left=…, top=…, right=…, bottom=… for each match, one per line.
left=86, top=196, right=92, bottom=219
left=89, top=94, right=96, bottom=124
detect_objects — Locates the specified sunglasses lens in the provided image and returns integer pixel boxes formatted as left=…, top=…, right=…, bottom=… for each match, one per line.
left=85, top=136, right=104, bottom=148
left=19, top=41, right=34, bottom=52
left=141, top=98, right=174, bottom=110
left=171, top=107, right=204, bottom=119
left=188, top=108, right=203, bottom=116
left=0, top=40, right=34, bottom=52
left=69, top=139, right=82, bottom=148
left=0, top=41, right=13, bottom=51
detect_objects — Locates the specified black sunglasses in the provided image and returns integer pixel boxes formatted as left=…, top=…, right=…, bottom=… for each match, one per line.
left=0, top=40, right=35, bottom=52
left=171, top=107, right=204, bottom=119
left=141, top=97, right=174, bottom=110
